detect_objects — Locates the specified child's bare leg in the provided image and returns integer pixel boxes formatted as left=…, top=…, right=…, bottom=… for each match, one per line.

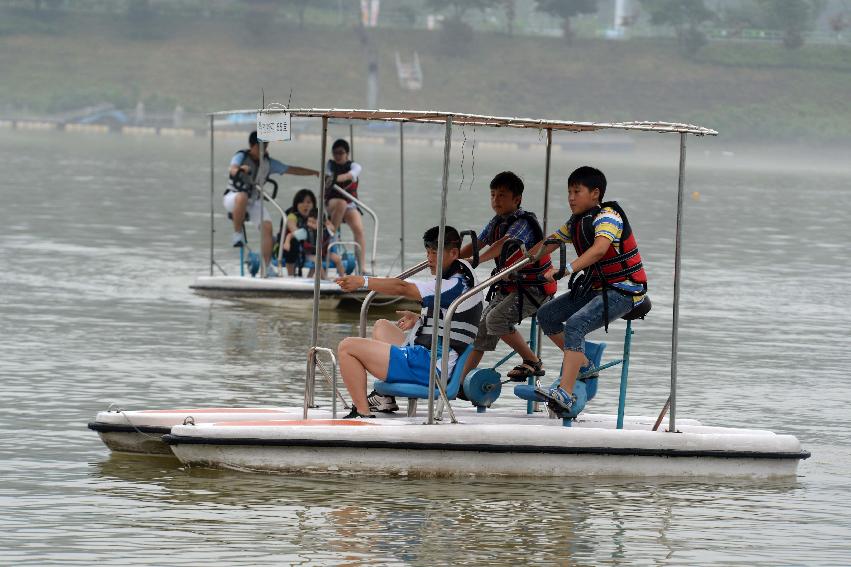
left=460, top=349, right=484, bottom=381
left=501, top=329, right=539, bottom=363
left=546, top=332, right=565, bottom=350
left=344, top=208, right=367, bottom=271
left=331, top=253, right=345, bottom=276
left=230, top=192, right=248, bottom=232
left=372, top=319, right=406, bottom=345
left=559, top=350, right=587, bottom=394
left=337, top=337, right=391, bottom=414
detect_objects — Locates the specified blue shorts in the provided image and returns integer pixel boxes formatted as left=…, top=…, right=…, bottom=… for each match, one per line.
left=386, top=345, right=441, bottom=387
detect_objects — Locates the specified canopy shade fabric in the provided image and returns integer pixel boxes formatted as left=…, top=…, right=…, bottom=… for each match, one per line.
left=209, top=107, right=717, bottom=136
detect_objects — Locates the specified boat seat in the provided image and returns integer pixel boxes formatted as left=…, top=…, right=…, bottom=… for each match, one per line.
left=622, top=296, right=651, bottom=321
left=374, top=344, right=474, bottom=417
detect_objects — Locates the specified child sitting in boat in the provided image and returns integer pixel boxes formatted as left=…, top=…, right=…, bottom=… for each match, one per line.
left=526, top=166, right=648, bottom=416
left=457, top=171, right=557, bottom=387
left=281, top=189, right=345, bottom=278
left=224, top=130, right=319, bottom=277
left=325, top=138, right=368, bottom=274
left=335, top=226, right=484, bottom=418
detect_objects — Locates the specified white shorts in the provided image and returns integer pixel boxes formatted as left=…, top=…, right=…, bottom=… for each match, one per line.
left=328, top=195, right=359, bottom=213
left=223, top=191, right=273, bottom=227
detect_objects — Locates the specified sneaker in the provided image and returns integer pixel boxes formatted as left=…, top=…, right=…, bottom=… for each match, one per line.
left=231, top=232, right=245, bottom=247
left=548, top=386, right=577, bottom=412
left=264, top=264, right=278, bottom=278
left=343, top=407, right=376, bottom=419
left=367, top=390, right=398, bottom=413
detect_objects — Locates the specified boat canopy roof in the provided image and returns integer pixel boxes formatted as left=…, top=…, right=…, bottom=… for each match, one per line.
left=208, top=107, right=717, bottom=136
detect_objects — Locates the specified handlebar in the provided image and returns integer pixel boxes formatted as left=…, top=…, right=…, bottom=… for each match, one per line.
left=266, top=178, right=278, bottom=200
left=542, top=238, right=568, bottom=280
left=358, top=260, right=430, bottom=338
left=459, top=229, right=480, bottom=268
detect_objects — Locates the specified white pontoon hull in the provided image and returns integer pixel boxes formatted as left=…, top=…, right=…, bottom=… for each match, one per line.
left=88, top=407, right=320, bottom=455
left=190, top=275, right=367, bottom=307
left=158, top=408, right=807, bottom=479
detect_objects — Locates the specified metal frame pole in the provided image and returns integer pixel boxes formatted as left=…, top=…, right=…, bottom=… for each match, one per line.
left=427, top=116, right=453, bottom=425
left=536, top=127, right=553, bottom=361
left=669, top=132, right=687, bottom=433
left=541, top=129, right=552, bottom=245
left=258, top=138, right=267, bottom=277
left=209, top=115, right=215, bottom=276
left=529, top=127, right=553, bottom=414
left=399, top=122, right=405, bottom=270
left=349, top=123, right=354, bottom=159
left=310, top=117, right=329, bottom=351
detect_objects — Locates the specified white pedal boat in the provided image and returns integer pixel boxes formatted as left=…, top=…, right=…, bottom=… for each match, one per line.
left=190, top=275, right=369, bottom=307
left=89, top=108, right=811, bottom=481
left=161, top=408, right=806, bottom=479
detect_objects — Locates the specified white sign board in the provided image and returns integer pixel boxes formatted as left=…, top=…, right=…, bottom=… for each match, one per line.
left=256, top=112, right=291, bottom=142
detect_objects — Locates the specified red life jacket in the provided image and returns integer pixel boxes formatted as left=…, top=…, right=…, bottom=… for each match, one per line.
left=569, top=201, right=647, bottom=291
left=489, top=209, right=557, bottom=296
left=326, top=160, right=359, bottom=201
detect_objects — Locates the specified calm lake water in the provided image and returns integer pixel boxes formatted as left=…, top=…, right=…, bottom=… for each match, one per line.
left=1, top=128, right=849, bottom=565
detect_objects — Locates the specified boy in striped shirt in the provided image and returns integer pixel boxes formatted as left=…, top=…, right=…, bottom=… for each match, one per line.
left=526, top=166, right=648, bottom=415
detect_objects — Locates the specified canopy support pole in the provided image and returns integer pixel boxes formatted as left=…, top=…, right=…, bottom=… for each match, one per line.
left=670, top=132, right=687, bottom=433
left=209, top=115, right=215, bottom=276
left=399, top=122, right=405, bottom=270
left=312, top=116, right=329, bottom=345
left=529, top=127, right=553, bottom=414
left=427, top=116, right=453, bottom=425
left=537, top=127, right=553, bottom=360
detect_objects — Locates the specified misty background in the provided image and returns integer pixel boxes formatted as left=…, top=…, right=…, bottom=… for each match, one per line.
left=1, top=0, right=849, bottom=146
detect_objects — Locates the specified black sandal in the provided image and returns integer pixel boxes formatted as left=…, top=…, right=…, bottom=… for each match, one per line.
left=506, top=359, right=545, bottom=381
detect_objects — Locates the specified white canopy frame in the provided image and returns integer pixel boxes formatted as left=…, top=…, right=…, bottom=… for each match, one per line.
left=210, top=107, right=717, bottom=429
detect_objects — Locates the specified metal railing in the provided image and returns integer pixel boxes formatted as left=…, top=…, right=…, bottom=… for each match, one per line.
left=303, top=346, right=348, bottom=419
left=358, top=260, right=429, bottom=338
left=432, top=257, right=534, bottom=423
left=434, top=239, right=568, bottom=423
left=258, top=188, right=287, bottom=277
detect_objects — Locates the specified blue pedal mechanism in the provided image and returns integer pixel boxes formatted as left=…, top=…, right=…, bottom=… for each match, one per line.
left=247, top=251, right=261, bottom=277
left=580, top=376, right=598, bottom=402
left=463, top=368, right=502, bottom=412
left=342, top=253, right=357, bottom=275
left=517, top=380, right=589, bottom=425
left=549, top=380, right=588, bottom=423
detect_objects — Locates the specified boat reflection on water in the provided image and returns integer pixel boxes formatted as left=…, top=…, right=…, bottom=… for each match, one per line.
left=92, top=454, right=801, bottom=564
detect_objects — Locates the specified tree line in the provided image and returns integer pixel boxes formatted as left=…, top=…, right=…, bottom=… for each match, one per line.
left=1, top=0, right=842, bottom=56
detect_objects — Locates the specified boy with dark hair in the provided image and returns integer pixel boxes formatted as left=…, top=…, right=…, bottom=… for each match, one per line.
left=457, top=171, right=556, bottom=386
left=527, top=166, right=648, bottom=415
left=336, top=226, right=484, bottom=418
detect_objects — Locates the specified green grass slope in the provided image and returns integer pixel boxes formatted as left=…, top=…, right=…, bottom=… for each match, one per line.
left=1, top=15, right=848, bottom=142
